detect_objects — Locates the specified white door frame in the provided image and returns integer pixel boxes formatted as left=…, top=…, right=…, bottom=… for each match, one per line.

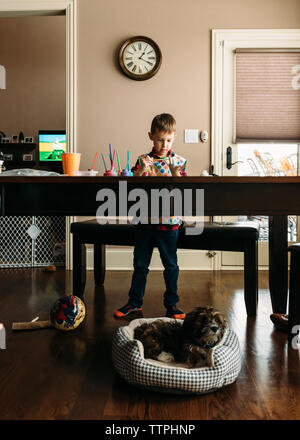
left=0, top=0, right=76, bottom=269
left=211, top=29, right=300, bottom=270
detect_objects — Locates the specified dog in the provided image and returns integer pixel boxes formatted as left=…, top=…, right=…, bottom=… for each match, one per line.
left=133, top=306, right=226, bottom=368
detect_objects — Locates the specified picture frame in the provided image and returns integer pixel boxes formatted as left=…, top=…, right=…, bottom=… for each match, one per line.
left=11, top=135, right=18, bottom=143
left=1, top=137, right=10, bottom=143
left=23, top=153, right=33, bottom=161
left=3, top=153, right=13, bottom=161
left=25, top=137, right=34, bottom=143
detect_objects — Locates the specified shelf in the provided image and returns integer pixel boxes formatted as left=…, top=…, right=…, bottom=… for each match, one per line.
left=0, top=143, right=36, bottom=150
left=5, top=161, right=36, bottom=164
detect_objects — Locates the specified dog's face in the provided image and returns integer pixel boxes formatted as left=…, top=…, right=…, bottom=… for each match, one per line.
left=182, top=306, right=226, bottom=348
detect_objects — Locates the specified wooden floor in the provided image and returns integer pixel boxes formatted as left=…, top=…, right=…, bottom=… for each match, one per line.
left=0, top=268, right=299, bottom=420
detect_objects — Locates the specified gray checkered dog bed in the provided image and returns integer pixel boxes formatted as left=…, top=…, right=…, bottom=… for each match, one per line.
left=112, top=318, right=241, bottom=395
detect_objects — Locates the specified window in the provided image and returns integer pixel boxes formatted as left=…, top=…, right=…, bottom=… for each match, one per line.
left=235, top=49, right=300, bottom=143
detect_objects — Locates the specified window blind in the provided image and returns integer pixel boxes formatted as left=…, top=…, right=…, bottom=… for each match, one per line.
left=235, top=49, right=300, bottom=143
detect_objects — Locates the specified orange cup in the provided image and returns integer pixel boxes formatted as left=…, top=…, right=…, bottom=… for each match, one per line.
left=61, top=153, right=81, bottom=176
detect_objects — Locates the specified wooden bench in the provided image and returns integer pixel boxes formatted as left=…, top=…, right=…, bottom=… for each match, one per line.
left=70, top=220, right=260, bottom=316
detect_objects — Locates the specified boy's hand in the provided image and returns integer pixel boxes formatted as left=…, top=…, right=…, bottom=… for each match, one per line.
left=133, top=155, right=153, bottom=176
left=140, top=155, right=153, bottom=172
left=168, top=157, right=185, bottom=176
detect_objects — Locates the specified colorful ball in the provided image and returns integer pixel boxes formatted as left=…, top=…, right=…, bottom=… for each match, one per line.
left=50, top=295, right=86, bottom=331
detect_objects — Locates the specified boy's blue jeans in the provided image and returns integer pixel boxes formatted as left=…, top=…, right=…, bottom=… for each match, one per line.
left=128, top=225, right=179, bottom=309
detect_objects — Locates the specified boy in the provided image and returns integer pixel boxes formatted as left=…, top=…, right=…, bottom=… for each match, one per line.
left=114, top=113, right=187, bottom=320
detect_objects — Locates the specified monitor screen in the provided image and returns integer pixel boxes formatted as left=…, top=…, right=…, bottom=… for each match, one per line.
left=38, top=130, right=66, bottom=161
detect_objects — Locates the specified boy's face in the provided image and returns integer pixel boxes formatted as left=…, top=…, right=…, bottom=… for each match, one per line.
left=148, top=129, right=176, bottom=157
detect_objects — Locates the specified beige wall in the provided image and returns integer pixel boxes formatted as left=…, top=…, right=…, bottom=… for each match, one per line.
left=1, top=1, right=299, bottom=174
left=76, top=0, right=300, bottom=175
left=0, top=15, right=65, bottom=144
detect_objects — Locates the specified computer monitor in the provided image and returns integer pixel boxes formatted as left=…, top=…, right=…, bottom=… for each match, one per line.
left=38, top=130, right=66, bottom=162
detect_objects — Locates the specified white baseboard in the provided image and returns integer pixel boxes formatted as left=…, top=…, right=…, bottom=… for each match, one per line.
left=86, top=247, right=214, bottom=270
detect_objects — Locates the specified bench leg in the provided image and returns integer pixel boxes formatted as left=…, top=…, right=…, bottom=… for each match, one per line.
left=269, top=216, right=288, bottom=313
left=244, top=241, right=258, bottom=316
left=94, top=244, right=106, bottom=286
left=288, top=251, right=300, bottom=345
left=72, top=237, right=86, bottom=297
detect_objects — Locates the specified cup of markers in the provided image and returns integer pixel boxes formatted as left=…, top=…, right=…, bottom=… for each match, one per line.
left=116, top=150, right=123, bottom=176
left=122, top=151, right=132, bottom=176
left=102, top=144, right=116, bottom=176
left=104, top=169, right=117, bottom=176
left=102, top=145, right=133, bottom=177
left=121, top=169, right=133, bottom=176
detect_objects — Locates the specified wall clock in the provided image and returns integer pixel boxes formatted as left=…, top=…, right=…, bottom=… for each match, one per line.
left=118, top=36, right=162, bottom=81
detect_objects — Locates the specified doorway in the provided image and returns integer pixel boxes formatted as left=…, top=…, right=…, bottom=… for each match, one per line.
left=0, top=0, right=76, bottom=269
left=211, top=29, right=300, bottom=270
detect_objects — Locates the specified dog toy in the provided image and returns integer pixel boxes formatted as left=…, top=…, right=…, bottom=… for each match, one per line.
left=12, top=295, right=86, bottom=331
left=43, top=265, right=56, bottom=272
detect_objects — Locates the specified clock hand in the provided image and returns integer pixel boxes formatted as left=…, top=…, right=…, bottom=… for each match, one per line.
left=142, top=59, right=154, bottom=66
left=138, top=54, right=152, bottom=64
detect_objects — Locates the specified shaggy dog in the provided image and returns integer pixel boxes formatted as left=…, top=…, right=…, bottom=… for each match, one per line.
left=133, top=306, right=226, bottom=368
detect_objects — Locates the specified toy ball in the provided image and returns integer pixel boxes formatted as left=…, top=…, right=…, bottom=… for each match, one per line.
left=50, top=295, right=86, bottom=331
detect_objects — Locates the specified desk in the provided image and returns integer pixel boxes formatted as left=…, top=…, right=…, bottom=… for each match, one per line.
left=1, top=175, right=299, bottom=314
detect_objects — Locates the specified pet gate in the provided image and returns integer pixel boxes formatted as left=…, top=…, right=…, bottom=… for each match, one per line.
left=0, top=216, right=65, bottom=268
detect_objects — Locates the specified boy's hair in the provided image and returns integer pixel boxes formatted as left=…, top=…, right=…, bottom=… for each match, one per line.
left=150, top=113, right=176, bottom=134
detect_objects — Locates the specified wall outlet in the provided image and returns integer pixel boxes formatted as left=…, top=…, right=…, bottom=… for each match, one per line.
left=184, top=129, right=199, bottom=143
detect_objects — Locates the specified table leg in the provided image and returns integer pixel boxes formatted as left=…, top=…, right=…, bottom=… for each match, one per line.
left=288, top=247, right=300, bottom=344
left=268, top=215, right=288, bottom=313
left=72, top=238, right=86, bottom=297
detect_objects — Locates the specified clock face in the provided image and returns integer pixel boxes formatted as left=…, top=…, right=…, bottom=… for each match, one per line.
left=119, top=36, right=162, bottom=80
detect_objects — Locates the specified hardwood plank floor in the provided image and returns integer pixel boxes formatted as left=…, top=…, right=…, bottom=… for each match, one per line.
left=0, top=268, right=299, bottom=420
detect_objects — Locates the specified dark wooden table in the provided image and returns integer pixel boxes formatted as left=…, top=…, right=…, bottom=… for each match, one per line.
left=1, top=175, right=299, bottom=314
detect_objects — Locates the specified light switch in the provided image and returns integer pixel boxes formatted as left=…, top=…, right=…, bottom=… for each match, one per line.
left=184, top=129, right=199, bottom=143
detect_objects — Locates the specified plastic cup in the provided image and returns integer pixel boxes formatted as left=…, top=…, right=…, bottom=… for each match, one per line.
left=61, top=153, right=81, bottom=176
left=121, top=169, right=133, bottom=177
left=104, top=169, right=117, bottom=176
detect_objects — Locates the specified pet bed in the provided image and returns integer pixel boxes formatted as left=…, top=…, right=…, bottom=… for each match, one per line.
left=112, top=317, right=241, bottom=395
